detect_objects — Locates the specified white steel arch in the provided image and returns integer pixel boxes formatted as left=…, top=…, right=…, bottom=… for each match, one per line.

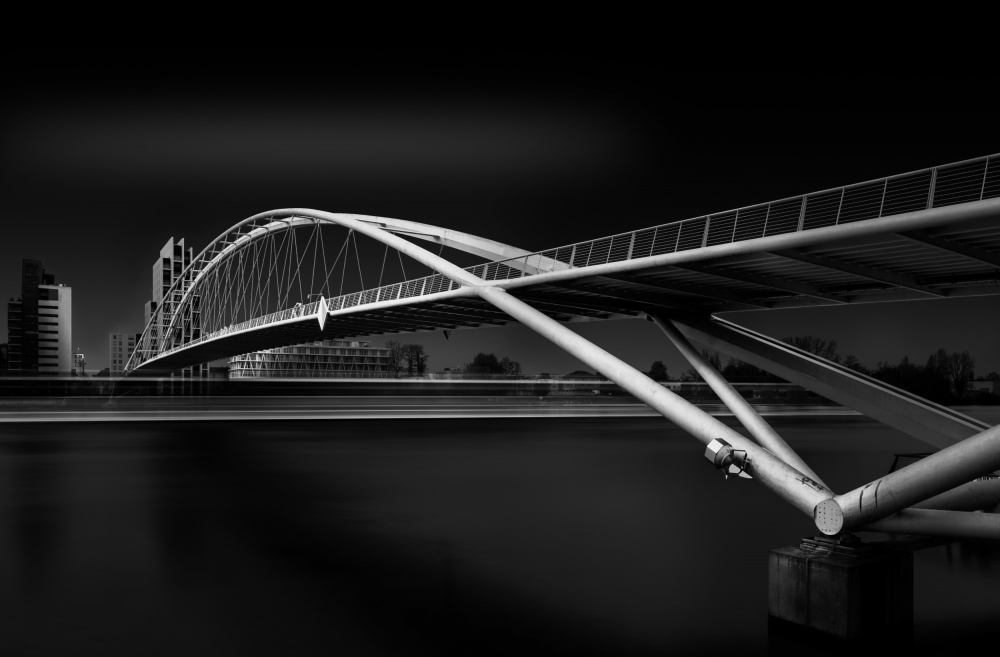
left=126, top=210, right=529, bottom=373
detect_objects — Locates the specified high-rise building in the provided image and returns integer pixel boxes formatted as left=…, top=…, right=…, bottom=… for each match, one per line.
left=109, top=333, right=141, bottom=377
left=6, top=259, right=72, bottom=375
left=73, top=350, right=86, bottom=376
left=0, top=342, right=8, bottom=373
left=145, top=238, right=206, bottom=379
left=229, top=340, right=391, bottom=378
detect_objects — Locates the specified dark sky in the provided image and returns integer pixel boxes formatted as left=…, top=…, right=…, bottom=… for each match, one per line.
left=2, top=49, right=998, bottom=375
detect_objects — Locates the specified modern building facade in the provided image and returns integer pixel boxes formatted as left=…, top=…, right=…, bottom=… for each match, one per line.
left=5, top=259, right=73, bottom=375
left=145, top=238, right=206, bottom=379
left=109, top=333, right=141, bottom=377
left=229, top=340, right=391, bottom=379
left=73, top=350, right=86, bottom=376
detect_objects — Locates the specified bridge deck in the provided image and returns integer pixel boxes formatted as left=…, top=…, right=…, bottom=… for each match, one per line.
left=131, top=154, right=1000, bottom=375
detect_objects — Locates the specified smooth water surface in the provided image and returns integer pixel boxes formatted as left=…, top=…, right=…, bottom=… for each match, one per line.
left=1, top=411, right=997, bottom=655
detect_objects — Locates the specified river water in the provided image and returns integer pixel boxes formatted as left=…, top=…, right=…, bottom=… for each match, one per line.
left=1, top=409, right=997, bottom=655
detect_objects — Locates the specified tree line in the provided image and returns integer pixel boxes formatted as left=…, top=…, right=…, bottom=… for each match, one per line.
left=646, top=336, right=998, bottom=404
left=384, top=340, right=429, bottom=376
left=462, top=352, right=522, bottom=376
left=382, top=343, right=524, bottom=377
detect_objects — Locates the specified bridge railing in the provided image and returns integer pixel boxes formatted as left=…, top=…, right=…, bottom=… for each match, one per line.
left=131, top=153, right=999, bottom=372
left=464, top=153, right=1000, bottom=281
left=325, top=273, right=460, bottom=312
left=145, top=300, right=325, bottom=363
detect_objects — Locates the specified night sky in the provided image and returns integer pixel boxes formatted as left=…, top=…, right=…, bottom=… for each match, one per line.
left=2, top=49, right=998, bottom=375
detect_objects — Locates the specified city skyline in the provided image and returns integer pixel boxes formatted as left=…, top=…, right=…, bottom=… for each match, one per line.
left=2, top=50, right=999, bottom=374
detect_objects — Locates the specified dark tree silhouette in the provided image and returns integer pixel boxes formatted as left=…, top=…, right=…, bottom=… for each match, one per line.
left=783, top=336, right=840, bottom=362
left=721, top=357, right=776, bottom=382
left=384, top=340, right=406, bottom=377
left=499, top=356, right=522, bottom=376
left=680, top=349, right=721, bottom=382
left=647, top=360, right=669, bottom=381
left=464, top=352, right=521, bottom=376
left=402, top=344, right=429, bottom=375
left=947, top=350, right=975, bottom=396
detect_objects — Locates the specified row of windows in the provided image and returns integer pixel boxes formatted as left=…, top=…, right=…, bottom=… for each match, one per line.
left=234, top=352, right=385, bottom=360
left=267, top=348, right=389, bottom=356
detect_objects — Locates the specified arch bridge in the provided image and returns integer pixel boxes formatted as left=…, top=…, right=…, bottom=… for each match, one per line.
left=125, top=154, right=1000, bottom=543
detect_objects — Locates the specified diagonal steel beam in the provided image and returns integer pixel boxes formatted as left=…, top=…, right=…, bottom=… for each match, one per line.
left=770, top=249, right=945, bottom=298
left=507, top=293, right=615, bottom=319
left=819, top=423, right=1000, bottom=535
left=600, top=273, right=771, bottom=309
left=670, top=313, right=990, bottom=449
left=898, top=229, right=1000, bottom=268
left=552, top=282, right=690, bottom=311
left=650, top=312, right=826, bottom=487
left=511, top=290, right=638, bottom=317
left=476, top=286, right=836, bottom=524
left=676, top=264, right=848, bottom=304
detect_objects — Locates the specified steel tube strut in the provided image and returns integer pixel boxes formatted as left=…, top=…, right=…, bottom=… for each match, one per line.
left=915, top=477, right=1000, bottom=512
left=863, top=508, right=1000, bottom=541
left=669, top=314, right=988, bottom=449
left=816, top=424, right=1000, bottom=535
left=649, top=312, right=826, bottom=488
left=477, top=286, right=835, bottom=519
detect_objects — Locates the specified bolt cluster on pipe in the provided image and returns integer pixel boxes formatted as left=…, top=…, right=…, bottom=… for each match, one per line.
left=476, top=286, right=835, bottom=519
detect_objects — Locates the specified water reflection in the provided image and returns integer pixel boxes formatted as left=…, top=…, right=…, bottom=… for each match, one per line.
left=0, top=415, right=996, bottom=655
left=5, top=427, right=64, bottom=594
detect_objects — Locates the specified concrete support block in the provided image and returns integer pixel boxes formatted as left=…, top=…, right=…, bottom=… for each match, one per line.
left=768, top=537, right=913, bottom=639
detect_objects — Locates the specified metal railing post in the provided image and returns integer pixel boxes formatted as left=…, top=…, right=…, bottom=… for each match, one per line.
left=980, top=157, right=991, bottom=201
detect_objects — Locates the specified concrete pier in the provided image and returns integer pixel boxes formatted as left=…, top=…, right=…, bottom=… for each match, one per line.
left=768, top=535, right=913, bottom=638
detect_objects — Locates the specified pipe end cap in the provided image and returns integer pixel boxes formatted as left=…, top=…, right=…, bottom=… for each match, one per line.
left=814, top=499, right=844, bottom=536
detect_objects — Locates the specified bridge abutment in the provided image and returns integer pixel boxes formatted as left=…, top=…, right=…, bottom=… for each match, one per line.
left=768, top=535, right=913, bottom=639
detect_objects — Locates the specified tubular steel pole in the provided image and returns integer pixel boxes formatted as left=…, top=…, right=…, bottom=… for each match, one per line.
left=915, top=477, right=1000, bottom=512
left=477, top=286, right=835, bottom=519
left=650, top=313, right=826, bottom=488
left=863, top=508, right=1000, bottom=541
left=815, top=424, right=1000, bottom=534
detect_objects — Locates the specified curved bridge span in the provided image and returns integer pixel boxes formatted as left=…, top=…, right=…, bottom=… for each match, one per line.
left=124, top=154, right=1000, bottom=543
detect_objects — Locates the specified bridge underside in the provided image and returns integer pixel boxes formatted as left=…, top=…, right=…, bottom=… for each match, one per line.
left=334, top=214, right=1000, bottom=336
